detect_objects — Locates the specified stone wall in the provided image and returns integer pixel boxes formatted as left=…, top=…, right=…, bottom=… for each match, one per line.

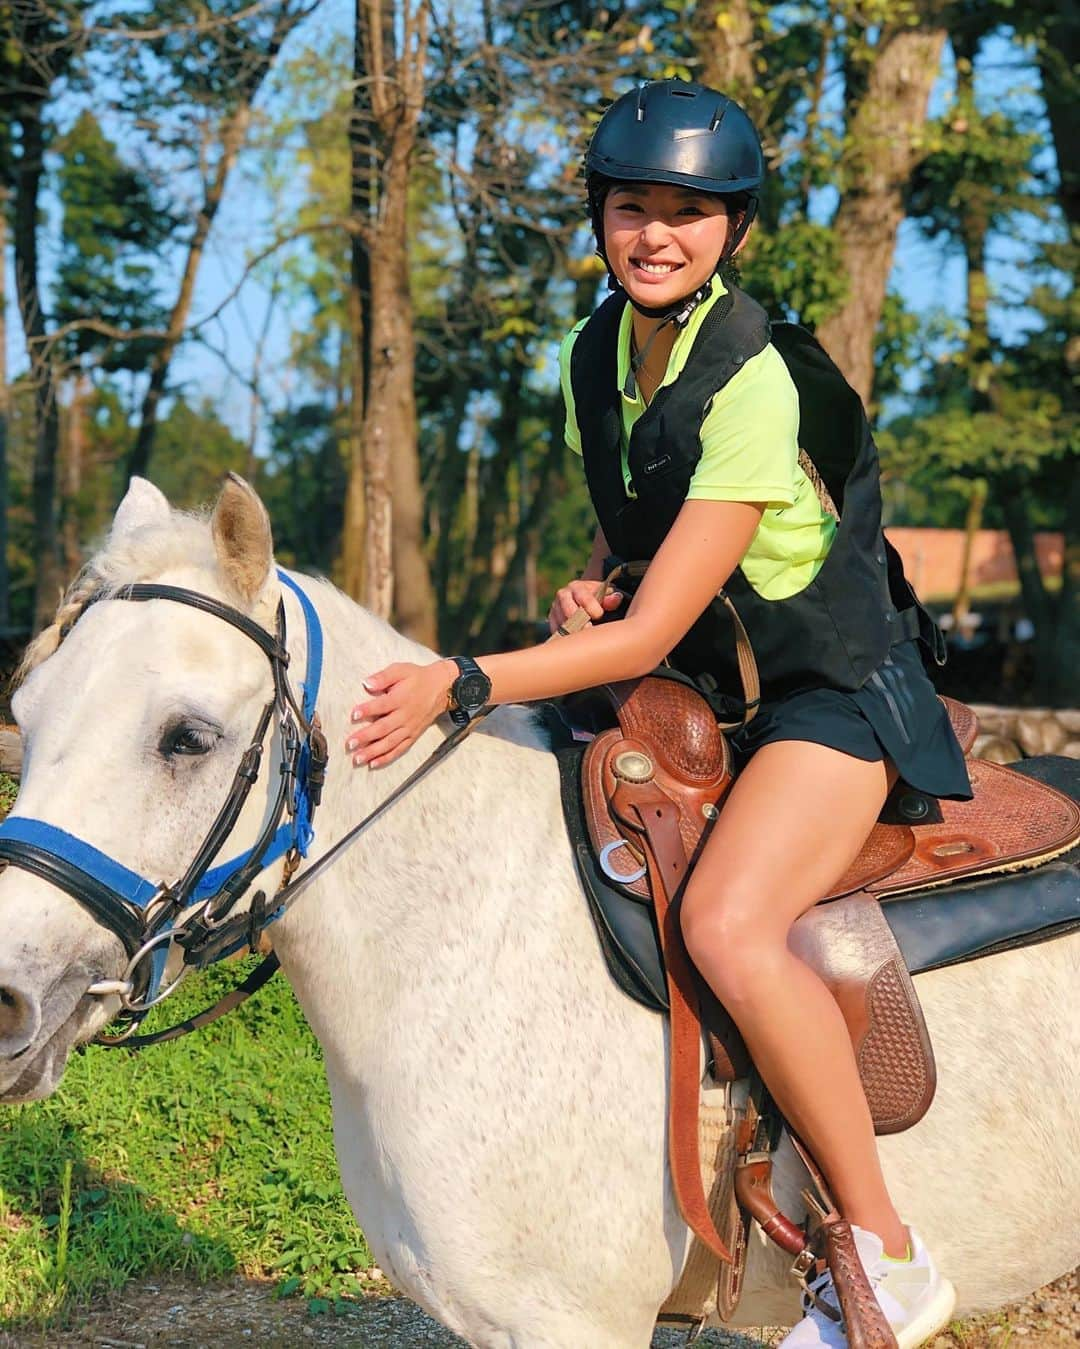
left=970, top=706, right=1080, bottom=764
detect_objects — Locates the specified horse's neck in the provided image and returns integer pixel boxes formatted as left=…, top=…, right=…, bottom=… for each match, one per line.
left=271, top=580, right=558, bottom=1063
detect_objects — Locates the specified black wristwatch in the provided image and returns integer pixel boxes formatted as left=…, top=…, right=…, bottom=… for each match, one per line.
left=446, top=656, right=492, bottom=726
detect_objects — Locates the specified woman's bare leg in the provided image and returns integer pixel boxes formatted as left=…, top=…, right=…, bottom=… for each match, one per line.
left=679, top=739, right=908, bottom=1255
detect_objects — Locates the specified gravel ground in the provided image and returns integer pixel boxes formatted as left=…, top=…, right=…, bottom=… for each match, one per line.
left=1, top=1270, right=1075, bottom=1348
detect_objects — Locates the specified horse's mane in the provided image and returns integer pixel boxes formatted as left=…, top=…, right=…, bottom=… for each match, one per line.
left=16, top=509, right=217, bottom=685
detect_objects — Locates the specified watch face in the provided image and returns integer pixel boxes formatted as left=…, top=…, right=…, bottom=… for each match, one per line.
left=456, top=671, right=490, bottom=709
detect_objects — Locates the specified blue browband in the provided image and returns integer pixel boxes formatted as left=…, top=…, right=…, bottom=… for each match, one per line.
left=0, top=569, right=324, bottom=986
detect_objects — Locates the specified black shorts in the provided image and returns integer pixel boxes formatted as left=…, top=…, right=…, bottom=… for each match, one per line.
left=727, top=640, right=973, bottom=801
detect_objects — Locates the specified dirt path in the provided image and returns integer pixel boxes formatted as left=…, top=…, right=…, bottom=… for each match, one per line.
left=0, top=1278, right=762, bottom=1348
left=1, top=1271, right=1076, bottom=1348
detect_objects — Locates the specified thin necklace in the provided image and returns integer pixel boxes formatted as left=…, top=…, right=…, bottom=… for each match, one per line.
left=624, top=318, right=673, bottom=401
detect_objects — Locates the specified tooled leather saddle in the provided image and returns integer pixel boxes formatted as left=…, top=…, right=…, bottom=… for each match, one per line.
left=553, top=671, right=1080, bottom=1276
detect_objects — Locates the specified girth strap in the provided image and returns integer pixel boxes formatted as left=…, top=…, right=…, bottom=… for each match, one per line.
left=610, top=770, right=732, bottom=1264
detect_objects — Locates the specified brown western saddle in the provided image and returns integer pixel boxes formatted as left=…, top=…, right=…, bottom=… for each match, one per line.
left=564, top=590, right=1080, bottom=1343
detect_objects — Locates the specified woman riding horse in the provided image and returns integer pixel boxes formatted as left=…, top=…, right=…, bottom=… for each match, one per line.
left=346, top=78, right=971, bottom=1349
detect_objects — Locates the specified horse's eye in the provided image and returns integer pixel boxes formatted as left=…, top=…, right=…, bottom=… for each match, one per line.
left=160, top=722, right=221, bottom=758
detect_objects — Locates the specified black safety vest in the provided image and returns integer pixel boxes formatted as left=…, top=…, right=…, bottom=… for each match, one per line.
left=569, top=285, right=943, bottom=708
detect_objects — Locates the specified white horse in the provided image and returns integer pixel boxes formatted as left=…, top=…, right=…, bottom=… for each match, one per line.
left=0, top=476, right=1076, bottom=1348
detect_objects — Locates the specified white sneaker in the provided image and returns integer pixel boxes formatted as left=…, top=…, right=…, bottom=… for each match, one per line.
left=778, top=1225, right=957, bottom=1349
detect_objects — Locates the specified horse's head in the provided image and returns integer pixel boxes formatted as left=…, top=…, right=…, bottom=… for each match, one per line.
left=0, top=474, right=289, bottom=1101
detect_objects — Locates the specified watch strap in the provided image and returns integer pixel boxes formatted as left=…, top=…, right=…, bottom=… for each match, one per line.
left=451, top=655, right=484, bottom=681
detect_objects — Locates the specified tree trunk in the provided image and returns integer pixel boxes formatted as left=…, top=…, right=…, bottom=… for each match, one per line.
left=62, top=369, right=88, bottom=577
left=0, top=192, right=10, bottom=632
left=696, top=0, right=755, bottom=94
left=998, top=473, right=1054, bottom=692
left=475, top=401, right=567, bottom=650
left=342, top=0, right=374, bottom=600
left=797, top=17, right=834, bottom=214
left=816, top=25, right=947, bottom=405
left=1035, top=6, right=1080, bottom=703
left=1036, top=3, right=1079, bottom=231
left=13, top=106, right=64, bottom=632
left=341, top=272, right=368, bottom=598
left=356, top=0, right=437, bottom=645
left=1048, top=471, right=1080, bottom=705
left=433, top=381, right=471, bottom=640
left=951, top=477, right=986, bottom=636
left=694, top=0, right=776, bottom=213
left=452, top=360, right=525, bottom=643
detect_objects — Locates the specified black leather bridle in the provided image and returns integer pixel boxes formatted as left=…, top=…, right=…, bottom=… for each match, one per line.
left=0, top=571, right=328, bottom=1030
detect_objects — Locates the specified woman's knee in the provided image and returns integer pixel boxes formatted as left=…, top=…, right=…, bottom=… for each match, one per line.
left=678, top=883, right=783, bottom=1008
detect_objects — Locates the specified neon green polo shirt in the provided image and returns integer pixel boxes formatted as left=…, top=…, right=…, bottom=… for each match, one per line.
left=559, top=277, right=837, bottom=600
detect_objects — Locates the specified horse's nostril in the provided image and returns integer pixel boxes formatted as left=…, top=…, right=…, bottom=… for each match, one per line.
left=0, top=980, right=42, bottom=1058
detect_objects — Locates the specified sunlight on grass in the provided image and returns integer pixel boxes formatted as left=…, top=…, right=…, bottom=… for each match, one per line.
left=0, top=961, right=370, bottom=1328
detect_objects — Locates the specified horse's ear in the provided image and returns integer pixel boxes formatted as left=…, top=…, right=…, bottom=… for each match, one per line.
left=211, top=473, right=274, bottom=605
left=111, top=477, right=171, bottom=541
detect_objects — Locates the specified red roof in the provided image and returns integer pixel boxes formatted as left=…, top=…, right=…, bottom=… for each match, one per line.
left=885, top=528, right=1063, bottom=601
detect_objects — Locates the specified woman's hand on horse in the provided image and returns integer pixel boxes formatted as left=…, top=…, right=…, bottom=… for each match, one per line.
left=548, top=579, right=623, bottom=634
left=346, top=660, right=455, bottom=768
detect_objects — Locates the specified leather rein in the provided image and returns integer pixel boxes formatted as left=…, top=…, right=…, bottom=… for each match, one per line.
left=0, top=572, right=482, bottom=1048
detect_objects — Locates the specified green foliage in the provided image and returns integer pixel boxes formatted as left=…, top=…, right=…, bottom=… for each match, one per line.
left=740, top=218, right=849, bottom=327
left=259, top=403, right=347, bottom=576
left=4, top=0, right=1074, bottom=670
left=535, top=459, right=596, bottom=597
left=109, top=0, right=312, bottom=117
left=149, top=398, right=251, bottom=509
left=1, top=380, right=252, bottom=633
left=873, top=293, right=923, bottom=402
left=0, top=962, right=367, bottom=1327
left=879, top=363, right=1078, bottom=531
left=54, top=111, right=173, bottom=369
left=908, top=100, right=1041, bottom=244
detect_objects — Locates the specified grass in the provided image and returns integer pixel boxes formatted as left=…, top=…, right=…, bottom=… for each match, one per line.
left=0, top=958, right=370, bottom=1328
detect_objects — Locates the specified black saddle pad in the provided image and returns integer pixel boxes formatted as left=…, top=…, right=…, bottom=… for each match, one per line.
left=552, top=719, right=1080, bottom=1014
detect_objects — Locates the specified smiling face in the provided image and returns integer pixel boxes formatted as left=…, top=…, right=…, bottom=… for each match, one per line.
left=601, top=181, right=733, bottom=309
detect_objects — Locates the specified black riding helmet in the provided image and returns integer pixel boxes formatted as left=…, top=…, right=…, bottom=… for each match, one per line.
left=585, top=79, right=764, bottom=320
